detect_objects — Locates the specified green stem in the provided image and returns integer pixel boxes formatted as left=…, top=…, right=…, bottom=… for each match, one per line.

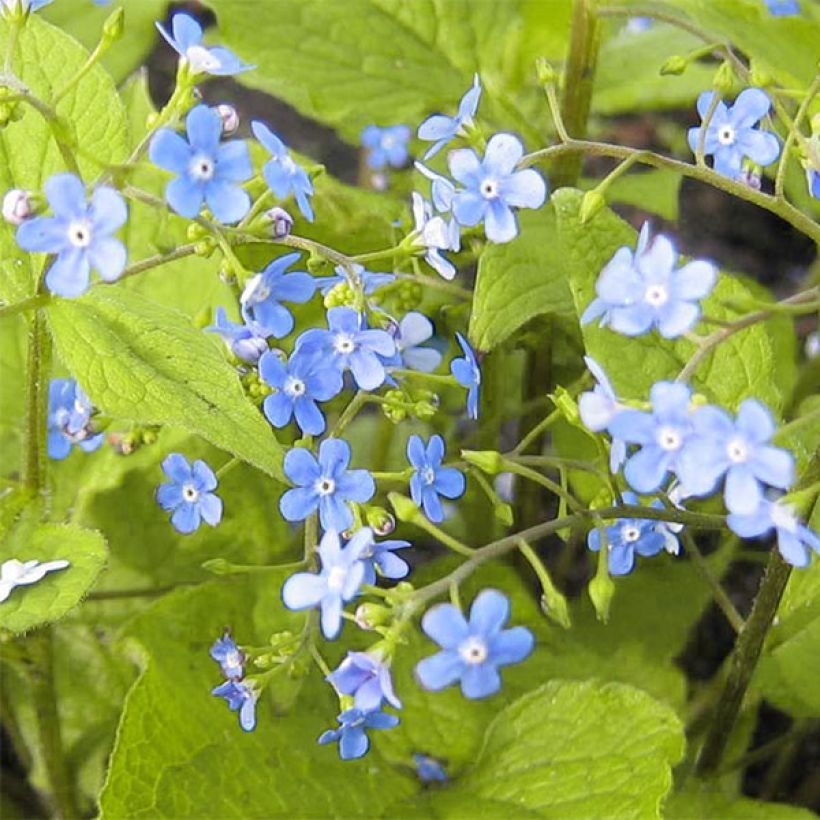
left=22, top=311, right=50, bottom=499
left=502, top=459, right=584, bottom=513
left=775, top=73, right=820, bottom=199
left=0, top=292, right=50, bottom=320
left=512, top=408, right=561, bottom=455
left=695, top=92, right=723, bottom=168
left=405, top=513, right=475, bottom=558
left=331, top=390, right=370, bottom=438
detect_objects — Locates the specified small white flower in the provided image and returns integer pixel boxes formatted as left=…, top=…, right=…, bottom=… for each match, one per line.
left=0, top=558, right=70, bottom=603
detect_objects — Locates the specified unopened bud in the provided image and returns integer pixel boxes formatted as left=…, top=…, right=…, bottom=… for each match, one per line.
left=354, top=603, right=391, bottom=631
left=388, top=492, right=421, bottom=524
left=216, top=103, right=239, bottom=135
left=413, top=400, right=437, bottom=420
left=365, top=506, right=396, bottom=536
left=2, top=188, right=33, bottom=225
left=265, top=206, right=293, bottom=238
left=579, top=189, right=606, bottom=224
left=660, top=55, right=687, bottom=76
left=102, top=7, right=125, bottom=42
left=712, top=61, right=735, bottom=95
left=535, top=57, right=557, bottom=85
left=461, top=449, right=503, bottom=475
left=588, top=572, right=615, bottom=624
left=540, top=589, right=571, bottom=629
left=748, top=64, right=773, bottom=89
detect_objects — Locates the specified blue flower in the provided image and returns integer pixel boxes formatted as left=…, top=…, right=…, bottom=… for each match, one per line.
left=252, top=121, right=315, bottom=222
left=210, top=632, right=244, bottom=680
left=416, top=589, right=533, bottom=699
left=414, top=753, right=448, bottom=783
left=587, top=492, right=678, bottom=575
left=327, top=651, right=402, bottom=712
left=418, top=74, right=482, bottom=159
left=318, top=708, right=399, bottom=760
left=149, top=105, right=252, bottom=224
left=47, top=378, right=104, bottom=460
left=687, top=88, right=780, bottom=178
left=361, top=125, right=411, bottom=170
left=415, top=162, right=457, bottom=213
left=387, top=312, right=443, bottom=373
left=314, top=263, right=395, bottom=296
left=450, top=332, right=481, bottom=419
left=677, top=399, right=794, bottom=514
left=764, top=0, right=800, bottom=15
left=212, top=680, right=257, bottom=731
left=625, top=16, right=653, bottom=32
left=345, top=527, right=411, bottom=583
left=295, top=307, right=396, bottom=391
left=807, top=166, right=820, bottom=200
left=259, top=350, right=342, bottom=436
left=578, top=357, right=627, bottom=472
left=156, top=13, right=252, bottom=76
left=156, top=453, right=223, bottom=534
left=282, top=528, right=369, bottom=638
left=411, top=193, right=461, bottom=280
left=407, top=434, right=465, bottom=523
left=206, top=307, right=269, bottom=363
left=581, top=223, right=717, bottom=339
left=16, top=173, right=127, bottom=298
left=279, top=438, right=376, bottom=532
left=608, top=381, right=694, bottom=493
left=729, top=498, right=819, bottom=567
left=449, top=133, right=547, bottom=243
left=239, top=252, right=316, bottom=338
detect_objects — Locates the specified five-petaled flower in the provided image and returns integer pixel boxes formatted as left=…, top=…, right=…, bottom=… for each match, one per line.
left=16, top=173, right=127, bottom=298
left=206, top=306, right=269, bottom=363
left=279, top=438, right=375, bottom=532
left=327, top=651, right=402, bottom=712
left=418, top=74, right=482, bottom=159
left=450, top=332, right=481, bottom=419
left=386, top=311, right=443, bottom=373
left=410, top=193, right=461, bottom=280
left=47, top=378, right=104, bottom=460
left=156, top=453, right=223, bottom=534
left=361, top=125, right=411, bottom=170
left=578, top=357, right=626, bottom=472
left=449, top=133, right=547, bottom=243
left=282, top=528, right=369, bottom=638
left=210, top=632, right=245, bottom=680
left=415, top=589, right=534, bottom=699
left=212, top=680, right=258, bottom=731
left=581, top=223, right=717, bottom=339
left=157, top=13, right=252, bottom=76
left=687, top=88, right=780, bottom=178
left=358, top=528, right=412, bottom=583
left=407, top=434, right=465, bottom=523
left=0, top=558, right=69, bottom=604
left=318, top=708, right=399, bottom=760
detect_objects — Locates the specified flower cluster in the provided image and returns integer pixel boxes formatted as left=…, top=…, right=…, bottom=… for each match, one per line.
left=210, top=632, right=258, bottom=732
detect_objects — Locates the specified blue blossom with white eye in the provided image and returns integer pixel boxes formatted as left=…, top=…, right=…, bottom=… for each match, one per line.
left=156, top=453, right=223, bottom=535
left=344, top=527, right=411, bottom=584
left=156, top=13, right=252, bottom=76
left=677, top=399, right=794, bottom=514
left=16, top=173, right=127, bottom=298
left=252, top=121, right=315, bottom=222
left=282, top=529, right=369, bottom=639
left=318, top=708, right=399, bottom=760
left=259, top=350, right=342, bottom=436
left=587, top=492, right=677, bottom=575
left=149, top=105, right=252, bottom=224
left=279, top=438, right=375, bottom=532
left=327, top=651, right=402, bottom=712
left=210, top=632, right=245, bottom=680
left=687, top=88, right=780, bottom=178
left=418, top=74, right=482, bottom=159
left=314, top=263, right=395, bottom=296
left=239, top=252, right=316, bottom=338
left=295, top=307, right=396, bottom=391
left=608, top=381, right=694, bottom=493
left=206, top=307, right=269, bottom=363
left=729, top=498, right=819, bottom=567
left=0, top=558, right=69, bottom=604
left=578, top=357, right=626, bottom=472
left=449, top=133, right=547, bottom=243
left=416, top=589, right=533, bottom=699
left=361, top=125, right=411, bottom=170
left=212, top=680, right=257, bottom=731
left=414, top=753, right=448, bottom=783
left=407, top=434, right=465, bottom=523
left=411, top=193, right=461, bottom=280
left=581, top=223, right=717, bottom=339
left=764, top=0, right=800, bottom=15
left=415, top=162, right=457, bottom=213
left=387, top=311, right=443, bottom=373
left=47, top=378, right=104, bottom=460
left=450, top=332, right=481, bottom=419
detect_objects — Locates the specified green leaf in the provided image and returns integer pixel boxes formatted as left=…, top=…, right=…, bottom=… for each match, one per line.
left=665, top=784, right=816, bottom=819
left=45, top=287, right=286, bottom=481
left=0, top=523, right=106, bottom=633
left=0, top=315, right=26, bottom=472
left=591, top=168, right=682, bottom=222
left=0, top=15, right=128, bottom=302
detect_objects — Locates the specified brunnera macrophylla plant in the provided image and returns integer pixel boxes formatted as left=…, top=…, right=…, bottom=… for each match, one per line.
left=0, top=0, right=819, bottom=817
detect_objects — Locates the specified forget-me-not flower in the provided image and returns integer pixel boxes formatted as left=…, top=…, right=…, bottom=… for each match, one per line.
left=581, top=223, right=717, bottom=339
left=156, top=453, right=223, bottom=534
left=295, top=307, right=396, bottom=391
left=416, top=589, right=533, bottom=699
left=282, top=528, right=370, bottom=638
left=587, top=492, right=678, bottom=575
left=728, top=499, right=819, bottom=568
left=415, top=162, right=457, bottom=213
left=358, top=528, right=412, bottom=583
left=387, top=311, right=443, bottom=373
left=157, top=13, right=252, bottom=76
left=449, top=133, right=547, bottom=243
left=418, top=74, right=482, bottom=159
left=279, top=438, right=375, bottom=532
left=411, top=193, right=461, bottom=280
left=578, top=357, right=627, bottom=472
left=47, top=378, right=104, bottom=460
left=687, top=88, right=780, bottom=178
left=314, top=263, right=395, bottom=296
left=240, top=252, right=316, bottom=338
left=252, top=121, right=315, bottom=222
left=150, top=105, right=252, bottom=223
left=206, top=307, right=269, bottom=363
left=327, top=651, right=402, bottom=712
left=361, top=125, right=411, bottom=170
left=407, top=434, right=465, bottom=523
left=414, top=753, right=448, bottom=783
left=677, top=399, right=794, bottom=514
left=609, top=381, right=694, bottom=493
left=17, top=173, right=127, bottom=298
left=318, top=708, right=399, bottom=760
left=259, top=349, right=343, bottom=436
left=210, top=632, right=245, bottom=680
left=212, top=680, right=257, bottom=731
left=0, top=558, right=69, bottom=603
left=450, top=332, right=481, bottom=419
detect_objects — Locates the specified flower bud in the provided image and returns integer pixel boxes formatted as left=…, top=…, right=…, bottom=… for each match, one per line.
left=216, top=103, right=240, bottom=135
left=265, top=206, right=293, bottom=238
left=388, top=492, right=421, bottom=524
left=354, top=603, right=391, bottom=631
left=102, top=7, right=125, bottom=42
left=365, top=506, right=396, bottom=536
left=749, top=63, right=773, bottom=89
left=579, top=189, right=606, bottom=224
left=588, top=572, right=615, bottom=624
left=2, top=188, right=33, bottom=225
left=712, top=61, right=735, bottom=95
left=659, top=55, right=688, bottom=76
left=535, top=57, right=558, bottom=85
left=540, top=588, right=571, bottom=629
left=413, top=400, right=437, bottom=420
left=461, top=449, right=504, bottom=475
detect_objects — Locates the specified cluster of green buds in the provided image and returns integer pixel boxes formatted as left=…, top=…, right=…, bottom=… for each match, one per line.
left=380, top=388, right=439, bottom=423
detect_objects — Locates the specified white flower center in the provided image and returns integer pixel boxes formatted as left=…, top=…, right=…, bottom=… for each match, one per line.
left=327, top=565, right=347, bottom=593
left=333, top=333, right=356, bottom=355
left=185, top=45, right=222, bottom=74
left=480, top=178, right=499, bottom=199
left=421, top=467, right=436, bottom=486
left=657, top=426, right=682, bottom=451
left=67, top=220, right=93, bottom=248
left=182, top=483, right=200, bottom=503
left=382, top=134, right=396, bottom=150
left=224, top=650, right=242, bottom=670
left=644, top=284, right=669, bottom=307
left=190, top=154, right=215, bottom=182
left=717, top=125, right=736, bottom=146
left=770, top=503, right=797, bottom=533
left=315, top=477, right=336, bottom=496
left=459, top=636, right=489, bottom=665
left=621, top=524, right=642, bottom=543
left=726, top=437, right=749, bottom=464
left=284, top=376, right=306, bottom=398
